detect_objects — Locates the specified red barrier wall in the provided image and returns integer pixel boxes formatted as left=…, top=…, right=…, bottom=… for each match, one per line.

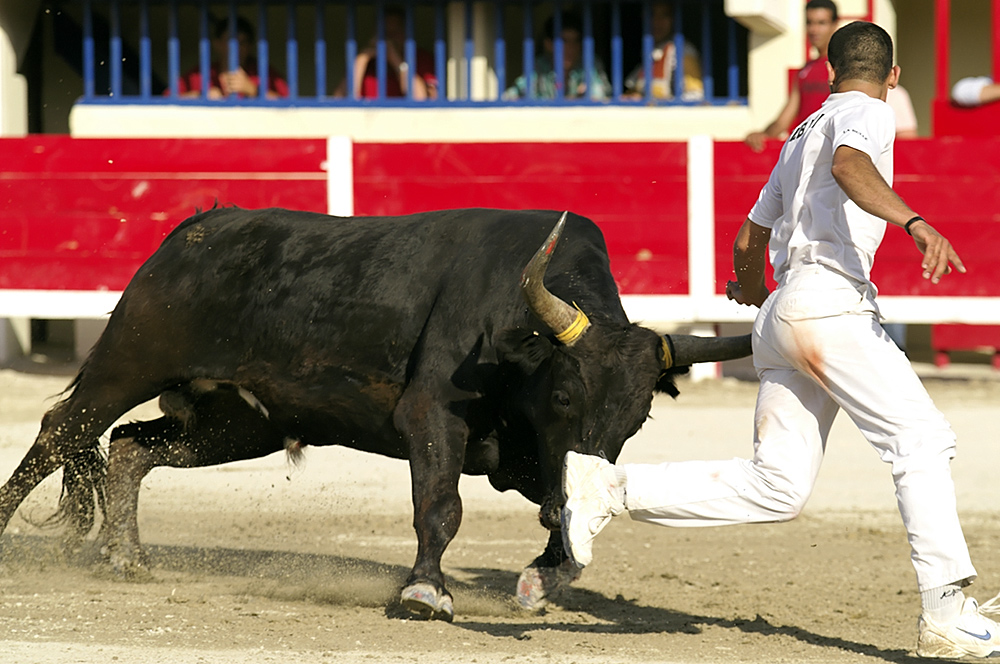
left=713, top=138, right=1000, bottom=297
left=0, top=136, right=327, bottom=291
left=2, top=136, right=998, bottom=302
left=353, top=142, right=691, bottom=295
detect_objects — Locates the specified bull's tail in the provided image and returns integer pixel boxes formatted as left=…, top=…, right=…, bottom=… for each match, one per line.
left=31, top=446, right=108, bottom=536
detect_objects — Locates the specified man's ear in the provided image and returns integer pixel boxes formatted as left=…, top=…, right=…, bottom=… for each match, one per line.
left=826, top=61, right=835, bottom=90
left=888, top=65, right=901, bottom=90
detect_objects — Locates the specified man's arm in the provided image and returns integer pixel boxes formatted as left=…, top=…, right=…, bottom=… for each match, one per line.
left=727, top=217, right=772, bottom=307
left=744, top=86, right=801, bottom=153
left=831, top=145, right=966, bottom=284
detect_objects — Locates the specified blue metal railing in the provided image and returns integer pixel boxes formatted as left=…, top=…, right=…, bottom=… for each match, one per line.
left=73, top=0, right=746, bottom=107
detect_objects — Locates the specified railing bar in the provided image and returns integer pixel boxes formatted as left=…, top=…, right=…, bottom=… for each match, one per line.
left=673, top=0, right=684, bottom=99
left=583, top=0, right=593, bottom=99
left=611, top=0, right=621, bottom=99
left=228, top=0, right=239, bottom=85
left=199, top=3, right=210, bottom=98
left=376, top=0, right=387, bottom=100
left=259, top=0, right=270, bottom=98
left=287, top=0, right=299, bottom=97
left=168, top=0, right=179, bottom=97
left=553, top=5, right=562, bottom=100
left=495, top=1, right=506, bottom=97
left=405, top=3, right=416, bottom=99
left=701, top=3, right=713, bottom=100
left=642, top=0, right=652, bottom=102
left=83, top=0, right=95, bottom=98
left=464, top=0, right=473, bottom=100
left=139, top=0, right=151, bottom=98
left=346, top=0, right=357, bottom=99
left=727, top=13, right=738, bottom=100
left=434, top=0, right=446, bottom=100
left=522, top=0, right=533, bottom=100
left=109, top=0, right=122, bottom=98
left=315, top=0, right=327, bottom=97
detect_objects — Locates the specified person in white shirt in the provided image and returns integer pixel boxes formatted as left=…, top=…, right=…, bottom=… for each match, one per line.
left=561, top=21, right=1000, bottom=659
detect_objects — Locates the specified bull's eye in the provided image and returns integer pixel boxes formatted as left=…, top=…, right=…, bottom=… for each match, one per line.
left=551, top=390, right=571, bottom=411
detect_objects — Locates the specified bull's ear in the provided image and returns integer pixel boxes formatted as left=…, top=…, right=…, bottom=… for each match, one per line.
left=495, top=328, right=555, bottom=375
left=654, top=366, right=688, bottom=398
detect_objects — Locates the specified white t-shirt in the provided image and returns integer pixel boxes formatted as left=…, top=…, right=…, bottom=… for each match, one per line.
left=749, top=90, right=896, bottom=296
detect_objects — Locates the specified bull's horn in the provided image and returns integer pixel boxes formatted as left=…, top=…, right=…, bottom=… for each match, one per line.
left=662, top=333, right=753, bottom=369
left=520, top=212, right=591, bottom=346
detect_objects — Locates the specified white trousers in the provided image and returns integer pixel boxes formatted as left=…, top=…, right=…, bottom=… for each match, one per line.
left=625, top=278, right=976, bottom=591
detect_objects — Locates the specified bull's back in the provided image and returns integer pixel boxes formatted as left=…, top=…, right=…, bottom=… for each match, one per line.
left=90, top=207, right=618, bottom=445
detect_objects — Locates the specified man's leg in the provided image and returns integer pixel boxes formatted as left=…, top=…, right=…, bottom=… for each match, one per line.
left=561, top=364, right=837, bottom=568
left=770, top=312, right=999, bottom=658
left=623, top=368, right=837, bottom=526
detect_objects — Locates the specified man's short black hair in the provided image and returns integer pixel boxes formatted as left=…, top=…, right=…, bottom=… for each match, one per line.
left=543, top=12, right=583, bottom=40
left=806, top=0, right=838, bottom=21
left=213, top=16, right=255, bottom=42
left=828, top=21, right=893, bottom=87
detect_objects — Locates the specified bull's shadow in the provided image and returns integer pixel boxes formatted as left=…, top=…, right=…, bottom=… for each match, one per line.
left=0, top=533, right=519, bottom=617
left=2, top=534, right=920, bottom=662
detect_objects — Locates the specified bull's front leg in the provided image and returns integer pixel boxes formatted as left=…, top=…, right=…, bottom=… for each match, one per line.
left=516, top=529, right=582, bottom=610
left=395, top=393, right=466, bottom=622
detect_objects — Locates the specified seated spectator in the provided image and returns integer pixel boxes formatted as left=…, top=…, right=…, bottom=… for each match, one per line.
left=624, top=1, right=704, bottom=101
left=951, top=76, right=1000, bottom=107
left=177, top=16, right=289, bottom=99
left=503, top=13, right=611, bottom=101
left=335, top=7, right=437, bottom=100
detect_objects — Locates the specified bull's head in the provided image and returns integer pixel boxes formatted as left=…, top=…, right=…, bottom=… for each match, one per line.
left=495, top=212, right=752, bottom=531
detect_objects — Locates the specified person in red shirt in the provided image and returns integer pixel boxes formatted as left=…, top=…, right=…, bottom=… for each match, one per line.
left=177, top=17, right=290, bottom=100
left=744, top=0, right=837, bottom=152
left=335, top=7, right=437, bottom=100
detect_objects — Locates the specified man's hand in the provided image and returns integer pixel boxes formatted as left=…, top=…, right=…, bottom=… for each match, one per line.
left=908, top=220, right=967, bottom=284
left=744, top=131, right=768, bottom=153
left=220, top=67, right=257, bottom=97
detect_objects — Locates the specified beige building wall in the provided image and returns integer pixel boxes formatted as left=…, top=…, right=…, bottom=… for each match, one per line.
left=4, top=1, right=999, bottom=141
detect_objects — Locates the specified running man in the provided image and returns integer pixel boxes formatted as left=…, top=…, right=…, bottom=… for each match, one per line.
left=562, top=21, right=1000, bottom=659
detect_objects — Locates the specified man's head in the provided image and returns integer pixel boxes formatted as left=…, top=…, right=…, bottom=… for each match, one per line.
left=651, top=2, right=675, bottom=44
left=805, top=0, right=838, bottom=56
left=827, top=21, right=898, bottom=97
left=212, top=17, right=255, bottom=66
left=543, top=13, right=583, bottom=70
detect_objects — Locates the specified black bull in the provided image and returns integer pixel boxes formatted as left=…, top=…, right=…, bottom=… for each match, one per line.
left=0, top=207, right=751, bottom=620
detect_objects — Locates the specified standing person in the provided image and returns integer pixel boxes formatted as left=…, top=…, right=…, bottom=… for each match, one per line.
left=562, top=21, right=1000, bottom=659
left=745, top=0, right=838, bottom=152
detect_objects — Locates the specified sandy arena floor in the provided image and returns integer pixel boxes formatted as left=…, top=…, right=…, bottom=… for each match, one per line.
left=2, top=365, right=999, bottom=663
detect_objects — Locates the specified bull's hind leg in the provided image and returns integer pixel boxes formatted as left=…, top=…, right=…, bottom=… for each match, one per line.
left=0, top=397, right=125, bottom=549
left=99, top=384, right=286, bottom=577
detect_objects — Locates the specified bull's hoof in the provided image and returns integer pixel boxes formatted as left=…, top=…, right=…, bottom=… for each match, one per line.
left=516, top=558, right=582, bottom=610
left=100, top=544, right=154, bottom=583
left=400, top=582, right=454, bottom=622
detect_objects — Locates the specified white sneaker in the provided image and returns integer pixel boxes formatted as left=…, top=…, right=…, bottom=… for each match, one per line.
left=561, top=451, right=625, bottom=568
left=917, top=595, right=1000, bottom=658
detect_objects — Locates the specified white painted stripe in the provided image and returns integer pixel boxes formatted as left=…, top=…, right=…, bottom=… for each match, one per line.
left=687, top=135, right=715, bottom=301
left=325, top=136, right=354, bottom=217
left=0, top=290, right=122, bottom=319
left=0, top=173, right=327, bottom=181
left=621, top=294, right=1000, bottom=328
left=5, top=291, right=1000, bottom=327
